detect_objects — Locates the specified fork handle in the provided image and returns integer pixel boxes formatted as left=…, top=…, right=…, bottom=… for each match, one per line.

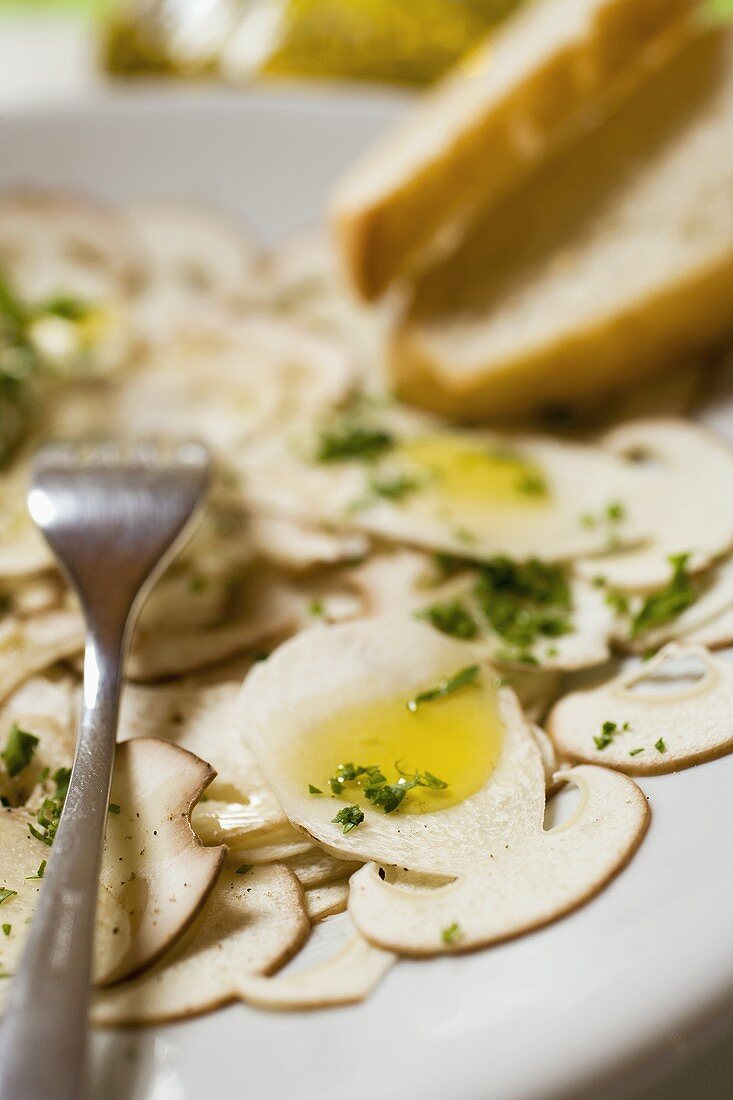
left=0, top=631, right=124, bottom=1100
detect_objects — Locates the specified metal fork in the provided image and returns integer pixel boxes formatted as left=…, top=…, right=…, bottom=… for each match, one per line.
left=0, top=439, right=211, bottom=1100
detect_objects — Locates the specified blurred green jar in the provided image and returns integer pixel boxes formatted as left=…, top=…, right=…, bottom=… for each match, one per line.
left=103, top=0, right=523, bottom=85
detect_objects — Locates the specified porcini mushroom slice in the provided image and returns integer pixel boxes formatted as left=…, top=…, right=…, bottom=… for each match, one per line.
left=248, top=513, right=370, bottom=572
left=239, top=616, right=647, bottom=952
left=237, top=927, right=395, bottom=1011
left=353, top=552, right=613, bottom=672
left=118, top=680, right=295, bottom=847
left=348, top=764, right=648, bottom=955
left=100, top=739, right=225, bottom=984
left=91, top=862, right=309, bottom=1026
left=0, top=808, right=131, bottom=984
left=578, top=419, right=733, bottom=589
left=305, top=880, right=350, bottom=923
left=124, top=199, right=257, bottom=340
left=0, top=609, right=84, bottom=705
left=240, top=417, right=648, bottom=565
left=547, top=643, right=733, bottom=775
left=0, top=189, right=143, bottom=304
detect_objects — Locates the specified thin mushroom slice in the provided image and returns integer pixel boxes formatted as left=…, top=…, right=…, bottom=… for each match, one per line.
left=248, top=513, right=370, bottom=571
left=348, top=764, right=648, bottom=955
left=0, top=609, right=85, bottom=705
left=287, top=850, right=362, bottom=889
left=91, top=862, right=309, bottom=1027
left=577, top=419, right=733, bottom=589
left=240, top=416, right=649, bottom=565
left=128, top=566, right=360, bottom=681
left=349, top=550, right=613, bottom=671
left=610, top=555, right=733, bottom=654
left=305, top=880, right=350, bottom=923
left=117, top=316, right=357, bottom=451
left=0, top=808, right=131, bottom=985
left=124, top=199, right=257, bottom=340
left=547, top=643, right=733, bottom=775
left=237, top=925, right=395, bottom=1011
left=100, top=739, right=225, bottom=984
left=117, top=680, right=297, bottom=848
left=0, top=189, right=143, bottom=304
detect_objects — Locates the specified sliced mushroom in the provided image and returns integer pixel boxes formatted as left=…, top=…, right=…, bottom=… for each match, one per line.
left=91, top=862, right=309, bottom=1026
left=578, top=420, right=733, bottom=588
left=100, top=738, right=225, bottom=983
left=0, top=807, right=131, bottom=984
left=547, top=643, right=733, bottom=774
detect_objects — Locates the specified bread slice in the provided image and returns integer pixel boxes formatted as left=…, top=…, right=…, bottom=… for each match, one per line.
left=331, top=0, right=702, bottom=300
left=390, top=25, right=733, bottom=423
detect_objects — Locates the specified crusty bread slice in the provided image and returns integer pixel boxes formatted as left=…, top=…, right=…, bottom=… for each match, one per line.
left=331, top=0, right=701, bottom=300
left=390, top=26, right=733, bottom=423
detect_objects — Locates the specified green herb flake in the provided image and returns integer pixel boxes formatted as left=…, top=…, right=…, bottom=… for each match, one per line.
left=594, top=721, right=618, bottom=751
left=655, top=738, right=667, bottom=754
left=472, top=556, right=572, bottom=663
left=308, top=784, right=323, bottom=795
left=332, top=805, right=365, bottom=834
left=1, top=925, right=10, bottom=937
left=441, top=922, right=461, bottom=945
left=188, top=574, right=207, bottom=595
left=629, top=748, right=644, bottom=757
left=369, top=473, right=422, bottom=502
left=516, top=472, right=547, bottom=497
left=108, top=803, right=121, bottom=815
left=1, top=723, right=39, bottom=778
left=308, top=598, right=325, bottom=618
left=407, top=664, right=480, bottom=712
left=606, top=501, right=626, bottom=523
left=26, top=859, right=46, bottom=881
left=316, top=423, right=394, bottom=464
left=235, top=864, right=253, bottom=875
left=631, top=554, right=698, bottom=639
left=416, top=599, right=478, bottom=641
left=0, top=890, right=16, bottom=905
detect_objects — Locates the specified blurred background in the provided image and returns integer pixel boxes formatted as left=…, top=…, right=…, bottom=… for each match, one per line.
left=0, top=0, right=526, bottom=105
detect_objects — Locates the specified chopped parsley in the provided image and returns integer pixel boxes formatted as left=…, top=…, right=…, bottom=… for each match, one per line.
left=235, top=864, right=253, bottom=875
left=655, top=738, right=667, bottom=754
left=28, top=767, right=70, bottom=846
left=472, top=557, right=571, bottom=663
left=368, top=472, right=422, bottom=502
left=26, top=859, right=46, bottom=881
left=629, top=748, right=644, bottom=757
left=442, top=922, right=461, bottom=945
left=108, top=803, right=121, bottom=815
left=407, top=664, right=480, bottom=712
left=188, top=574, right=207, bottom=594
left=594, top=720, right=631, bottom=751
left=1, top=723, right=39, bottom=778
left=308, top=784, right=323, bottom=795
left=516, top=472, right=547, bottom=496
left=316, top=422, right=394, bottom=464
left=631, top=554, right=698, bottom=638
left=604, top=589, right=630, bottom=616
left=332, top=805, right=364, bottom=834
left=327, top=762, right=448, bottom=815
left=308, top=598, right=325, bottom=618
left=0, top=890, right=16, bottom=905
left=1, top=925, right=10, bottom=937
left=416, top=599, right=478, bottom=641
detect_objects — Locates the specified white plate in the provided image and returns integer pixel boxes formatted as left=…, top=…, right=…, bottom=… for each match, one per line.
left=2, top=89, right=733, bottom=1100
